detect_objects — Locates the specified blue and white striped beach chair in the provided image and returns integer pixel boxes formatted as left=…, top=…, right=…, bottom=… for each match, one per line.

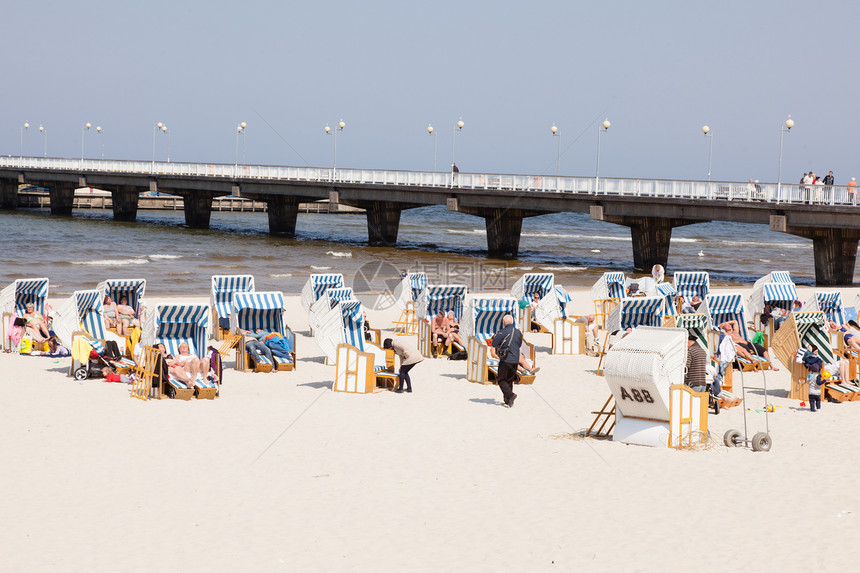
left=1, top=278, right=49, bottom=352
left=511, top=273, right=554, bottom=331
left=230, top=291, right=295, bottom=373
left=210, top=274, right=254, bottom=340
left=300, top=273, right=345, bottom=315
left=806, top=291, right=845, bottom=351
left=308, top=287, right=354, bottom=334
left=415, top=285, right=468, bottom=357
left=749, top=271, right=798, bottom=339
left=97, top=278, right=146, bottom=317
left=461, top=295, right=535, bottom=385
left=314, top=299, right=393, bottom=393
left=672, top=271, right=710, bottom=309
left=393, top=273, right=428, bottom=335
left=606, top=296, right=666, bottom=333
left=702, top=292, right=770, bottom=372
left=142, top=303, right=214, bottom=399
left=655, top=282, right=678, bottom=318
left=590, top=272, right=626, bottom=329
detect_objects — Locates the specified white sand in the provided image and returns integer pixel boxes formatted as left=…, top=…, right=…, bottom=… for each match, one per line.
left=2, top=286, right=860, bottom=572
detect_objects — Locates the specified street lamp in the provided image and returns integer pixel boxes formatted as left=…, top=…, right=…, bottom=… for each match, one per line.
left=235, top=122, right=247, bottom=176
left=81, top=122, right=92, bottom=164
left=39, top=125, right=46, bottom=157
left=20, top=122, right=29, bottom=158
left=324, top=119, right=345, bottom=180
left=451, top=118, right=464, bottom=172
left=152, top=122, right=168, bottom=171
left=551, top=124, right=561, bottom=177
left=702, top=125, right=713, bottom=181
left=595, top=118, right=610, bottom=192
left=427, top=124, right=437, bottom=171
left=777, top=115, right=794, bottom=201
left=96, top=126, right=104, bottom=159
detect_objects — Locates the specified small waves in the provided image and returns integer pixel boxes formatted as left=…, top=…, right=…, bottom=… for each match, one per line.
left=326, top=251, right=353, bottom=258
left=70, top=258, right=149, bottom=266
left=147, top=254, right=183, bottom=260
left=269, top=273, right=292, bottom=278
left=539, top=265, right=588, bottom=272
left=311, top=265, right=332, bottom=271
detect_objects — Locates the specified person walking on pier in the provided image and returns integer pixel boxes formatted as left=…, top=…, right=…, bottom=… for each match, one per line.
left=848, top=177, right=857, bottom=204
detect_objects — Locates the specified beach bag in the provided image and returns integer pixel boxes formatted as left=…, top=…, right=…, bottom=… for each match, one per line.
left=496, top=329, right=513, bottom=362
left=207, top=346, right=223, bottom=384
left=448, top=350, right=467, bottom=361
left=19, top=336, right=33, bottom=355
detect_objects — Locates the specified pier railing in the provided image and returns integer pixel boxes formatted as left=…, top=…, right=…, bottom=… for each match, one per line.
left=1, top=156, right=855, bottom=207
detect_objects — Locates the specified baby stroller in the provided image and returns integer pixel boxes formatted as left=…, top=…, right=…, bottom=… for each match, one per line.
left=72, top=337, right=125, bottom=380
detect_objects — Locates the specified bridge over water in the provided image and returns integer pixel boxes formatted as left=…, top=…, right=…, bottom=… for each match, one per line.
left=1, top=157, right=858, bottom=285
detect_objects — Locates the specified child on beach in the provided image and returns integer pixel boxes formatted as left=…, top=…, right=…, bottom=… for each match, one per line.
left=801, top=345, right=826, bottom=412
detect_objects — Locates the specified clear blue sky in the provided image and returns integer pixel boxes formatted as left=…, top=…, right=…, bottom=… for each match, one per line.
left=3, top=0, right=858, bottom=183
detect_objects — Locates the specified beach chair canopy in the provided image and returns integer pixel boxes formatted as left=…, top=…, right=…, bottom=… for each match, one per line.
left=308, top=287, right=355, bottom=332
left=300, top=273, right=345, bottom=313
left=590, top=272, right=626, bottom=302
left=749, top=271, right=797, bottom=314
left=142, top=304, right=210, bottom=358
left=460, top=295, right=517, bottom=343
left=808, top=291, right=844, bottom=325
left=415, top=285, right=468, bottom=322
left=210, top=275, right=254, bottom=322
left=0, top=278, right=49, bottom=315
left=230, top=291, right=286, bottom=335
left=52, top=289, right=105, bottom=347
left=534, top=285, right=573, bottom=328
left=672, top=271, right=709, bottom=302
left=702, top=292, right=749, bottom=342
left=315, top=299, right=380, bottom=363
left=795, top=312, right=835, bottom=363
left=97, top=279, right=146, bottom=314
left=655, top=282, right=678, bottom=316
left=394, top=273, right=428, bottom=308
left=606, top=296, right=665, bottom=333
left=511, top=273, right=555, bottom=303
left=668, top=312, right=708, bottom=350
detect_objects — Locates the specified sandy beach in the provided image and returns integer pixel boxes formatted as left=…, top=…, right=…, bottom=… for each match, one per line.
left=2, top=286, right=860, bottom=572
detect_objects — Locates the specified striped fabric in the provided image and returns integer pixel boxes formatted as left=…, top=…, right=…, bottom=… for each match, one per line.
left=98, top=279, right=146, bottom=314
left=311, top=274, right=344, bottom=300
left=461, top=296, right=517, bottom=342
left=325, top=288, right=354, bottom=306
left=230, top=291, right=285, bottom=335
left=554, top=286, right=573, bottom=319
left=704, top=293, right=748, bottom=341
left=590, top=272, right=625, bottom=302
left=673, top=271, right=709, bottom=301
left=814, top=291, right=844, bottom=324
left=340, top=300, right=366, bottom=351
left=772, top=271, right=792, bottom=283
left=655, top=283, right=677, bottom=316
left=617, top=297, right=665, bottom=329
left=750, top=271, right=796, bottom=313
left=762, top=283, right=798, bottom=308
left=0, top=278, right=50, bottom=315
left=795, top=312, right=835, bottom=363
left=407, top=273, right=428, bottom=300
left=672, top=313, right=708, bottom=350
left=147, top=304, right=210, bottom=358
left=75, top=289, right=106, bottom=340
left=210, top=275, right=254, bottom=321
left=416, top=285, right=468, bottom=321
left=513, top=273, right=554, bottom=302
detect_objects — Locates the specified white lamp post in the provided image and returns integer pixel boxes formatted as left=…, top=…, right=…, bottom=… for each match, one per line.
left=702, top=125, right=713, bottom=181
left=451, top=118, right=464, bottom=172
left=39, top=125, right=46, bottom=157
left=324, top=119, right=345, bottom=181
left=152, top=122, right=167, bottom=171
left=20, top=122, right=29, bottom=158
left=96, top=126, right=104, bottom=159
left=235, top=121, right=247, bottom=176
left=81, top=122, right=92, bottom=165
left=551, top=124, right=561, bottom=178
left=777, top=115, right=794, bottom=201
left=595, top=118, right=610, bottom=192
left=427, top=124, right=437, bottom=171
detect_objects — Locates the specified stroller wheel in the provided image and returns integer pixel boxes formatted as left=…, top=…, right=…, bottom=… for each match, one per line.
left=74, top=367, right=88, bottom=381
left=751, top=432, right=772, bottom=452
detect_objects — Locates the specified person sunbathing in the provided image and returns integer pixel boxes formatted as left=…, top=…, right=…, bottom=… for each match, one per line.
left=488, top=344, right=540, bottom=375
left=103, top=296, right=118, bottom=330
left=828, top=320, right=860, bottom=350
left=444, top=311, right=462, bottom=348
left=115, top=296, right=140, bottom=336
left=156, top=343, right=192, bottom=384
left=719, top=320, right=779, bottom=370
left=23, top=302, right=50, bottom=342
left=431, top=311, right=449, bottom=356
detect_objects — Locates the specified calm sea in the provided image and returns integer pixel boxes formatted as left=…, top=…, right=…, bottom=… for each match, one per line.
left=0, top=206, right=829, bottom=298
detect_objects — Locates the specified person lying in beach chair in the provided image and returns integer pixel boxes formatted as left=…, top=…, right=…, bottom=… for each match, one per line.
left=719, top=320, right=778, bottom=371
left=829, top=320, right=860, bottom=350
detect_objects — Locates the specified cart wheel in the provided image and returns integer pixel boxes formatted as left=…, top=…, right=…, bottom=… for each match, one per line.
left=74, top=367, right=88, bottom=381
left=166, top=385, right=176, bottom=399
left=751, top=432, right=772, bottom=452
left=723, top=429, right=742, bottom=447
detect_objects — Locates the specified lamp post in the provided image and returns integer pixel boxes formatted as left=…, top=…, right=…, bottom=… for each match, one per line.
left=96, top=126, right=104, bottom=159
left=235, top=122, right=247, bottom=177
left=427, top=124, right=437, bottom=171
left=451, top=118, right=464, bottom=172
left=20, top=122, right=29, bottom=158
left=152, top=122, right=167, bottom=171
left=702, top=125, right=713, bottom=181
left=551, top=124, right=561, bottom=178
left=324, top=119, right=345, bottom=181
left=595, top=118, right=610, bottom=193
left=39, top=125, right=46, bottom=157
left=81, top=122, right=91, bottom=166
left=777, top=115, right=794, bottom=202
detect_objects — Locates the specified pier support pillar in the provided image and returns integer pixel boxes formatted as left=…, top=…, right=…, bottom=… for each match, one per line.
left=0, top=180, right=17, bottom=210
left=790, top=226, right=858, bottom=286
left=267, top=195, right=299, bottom=236
left=602, top=213, right=695, bottom=271
left=484, top=208, right=524, bottom=258
left=365, top=201, right=403, bottom=246
left=111, top=185, right=140, bottom=222
left=49, top=182, right=75, bottom=216
left=180, top=192, right=213, bottom=229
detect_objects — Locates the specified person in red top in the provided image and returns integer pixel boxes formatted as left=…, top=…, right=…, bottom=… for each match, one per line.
left=848, top=177, right=857, bottom=204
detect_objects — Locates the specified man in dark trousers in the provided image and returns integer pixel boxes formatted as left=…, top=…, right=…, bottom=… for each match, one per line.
left=492, top=314, right=523, bottom=408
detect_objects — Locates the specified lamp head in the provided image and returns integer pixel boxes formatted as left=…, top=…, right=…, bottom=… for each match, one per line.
left=237, top=125, right=243, bottom=132
left=456, top=119, right=464, bottom=130
left=785, top=116, right=794, bottom=130
left=85, top=123, right=91, bottom=130
left=602, top=119, right=611, bottom=130
left=157, top=122, right=163, bottom=129
left=324, top=125, right=331, bottom=134
left=702, top=125, right=710, bottom=135
left=240, top=122, right=247, bottom=129
left=551, top=124, right=558, bottom=135
left=427, top=124, right=434, bottom=134
left=23, top=122, right=29, bottom=130
left=338, top=120, right=345, bottom=130
left=39, top=125, right=44, bottom=132
left=96, top=126, right=102, bottom=133
left=161, top=125, right=167, bottom=132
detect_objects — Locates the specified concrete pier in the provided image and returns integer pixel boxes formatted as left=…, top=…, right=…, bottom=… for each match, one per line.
left=49, top=183, right=75, bottom=216
left=0, top=180, right=17, bottom=210
left=267, top=195, right=300, bottom=236
left=110, top=185, right=140, bottom=222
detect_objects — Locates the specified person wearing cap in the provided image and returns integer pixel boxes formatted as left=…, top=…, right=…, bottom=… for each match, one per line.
left=685, top=331, right=708, bottom=393
left=848, top=177, right=856, bottom=205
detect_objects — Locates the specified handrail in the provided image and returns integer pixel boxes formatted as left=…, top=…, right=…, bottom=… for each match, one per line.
left=0, top=156, right=856, bottom=207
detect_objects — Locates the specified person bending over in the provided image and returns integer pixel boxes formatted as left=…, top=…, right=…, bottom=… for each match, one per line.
left=383, top=337, right=424, bottom=393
